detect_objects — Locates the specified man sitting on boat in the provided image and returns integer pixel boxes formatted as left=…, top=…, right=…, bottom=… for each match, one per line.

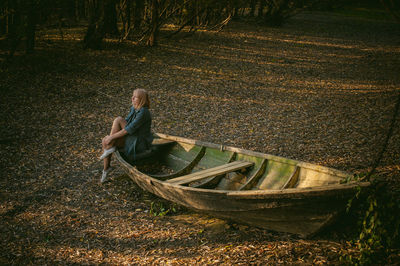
left=99, top=89, right=153, bottom=183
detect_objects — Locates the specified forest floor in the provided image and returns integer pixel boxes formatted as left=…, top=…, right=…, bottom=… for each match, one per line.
left=1, top=10, right=400, bottom=265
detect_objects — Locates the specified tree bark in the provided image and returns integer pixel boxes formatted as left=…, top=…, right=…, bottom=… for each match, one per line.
left=249, top=0, right=257, bottom=17
left=83, top=0, right=118, bottom=49
left=4, top=0, right=21, bottom=63
left=258, top=0, right=266, bottom=17
left=147, top=0, right=159, bottom=46
left=104, top=0, right=119, bottom=36
left=126, top=0, right=131, bottom=34
left=380, top=0, right=400, bottom=23
left=133, top=0, right=144, bottom=31
left=83, top=0, right=104, bottom=49
left=26, top=0, right=37, bottom=54
left=0, top=2, right=8, bottom=36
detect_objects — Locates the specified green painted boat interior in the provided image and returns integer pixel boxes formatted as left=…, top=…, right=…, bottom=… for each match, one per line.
left=257, top=161, right=296, bottom=190
left=145, top=140, right=347, bottom=191
left=164, top=143, right=203, bottom=171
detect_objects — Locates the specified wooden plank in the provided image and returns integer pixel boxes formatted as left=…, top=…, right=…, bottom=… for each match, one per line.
left=166, top=161, right=246, bottom=184
left=190, top=152, right=237, bottom=188
left=281, top=166, right=300, bottom=189
left=163, top=144, right=203, bottom=171
left=150, top=146, right=206, bottom=180
left=196, top=148, right=235, bottom=169
left=166, top=161, right=254, bottom=185
left=169, top=161, right=253, bottom=186
left=235, top=153, right=264, bottom=177
left=257, top=161, right=296, bottom=190
left=239, top=159, right=268, bottom=190
left=152, top=138, right=175, bottom=145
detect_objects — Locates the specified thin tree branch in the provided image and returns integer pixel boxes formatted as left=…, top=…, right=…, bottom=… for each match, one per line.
left=366, top=91, right=400, bottom=181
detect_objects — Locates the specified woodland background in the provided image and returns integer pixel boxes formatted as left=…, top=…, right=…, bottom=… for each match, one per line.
left=1, top=0, right=400, bottom=264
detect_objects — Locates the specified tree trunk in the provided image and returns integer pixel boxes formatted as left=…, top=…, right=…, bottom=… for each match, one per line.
left=380, top=0, right=400, bottom=23
left=83, top=0, right=118, bottom=49
left=83, top=0, right=105, bottom=49
left=264, top=0, right=289, bottom=26
left=5, top=0, right=21, bottom=62
left=0, top=19, right=5, bottom=37
left=147, top=0, right=159, bottom=46
left=133, top=0, right=144, bottom=31
left=258, top=0, right=266, bottom=17
left=126, top=0, right=131, bottom=33
left=25, top=0, right=37, bottom=54
left=75, top=0, right=80, bottom=21
left=249, top=0, right=257, bottom=17
left=103, top=0, right=119, bottom=36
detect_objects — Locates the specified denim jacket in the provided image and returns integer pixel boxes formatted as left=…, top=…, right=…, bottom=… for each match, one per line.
left=123, top=106, right=153, bottom=161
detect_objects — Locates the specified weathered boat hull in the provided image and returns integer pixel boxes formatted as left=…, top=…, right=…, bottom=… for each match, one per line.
left=115, top=133, right=369, bottom=237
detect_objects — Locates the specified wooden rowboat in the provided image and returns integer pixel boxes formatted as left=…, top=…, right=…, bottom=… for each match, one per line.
left=115, top=133, right=369, bottom=237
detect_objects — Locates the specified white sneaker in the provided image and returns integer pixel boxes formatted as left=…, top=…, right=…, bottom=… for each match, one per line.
left=100, top=167, right=113, bottom=183
left=99, top=147, right=116, bottom=160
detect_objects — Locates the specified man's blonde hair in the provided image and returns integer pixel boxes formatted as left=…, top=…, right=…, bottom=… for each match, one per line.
left=134, top=89, right=150, bottom=109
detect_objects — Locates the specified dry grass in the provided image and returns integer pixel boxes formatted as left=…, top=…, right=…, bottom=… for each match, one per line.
left=0, top=10, right=399, bottom=264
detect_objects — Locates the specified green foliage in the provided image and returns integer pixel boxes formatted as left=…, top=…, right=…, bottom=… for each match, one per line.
left=341, top=172, right=368, bottom=184
left=149, top=200, right=178, bottom=217
left=341, top=177, right=400, bottom=264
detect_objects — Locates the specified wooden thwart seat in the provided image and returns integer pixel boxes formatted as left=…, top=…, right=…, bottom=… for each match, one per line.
left=166, top=161, right=254, bottom=185
left=152, top=138, right=176, bottom=145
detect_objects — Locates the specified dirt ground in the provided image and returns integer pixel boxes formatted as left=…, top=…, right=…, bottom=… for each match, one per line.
left=1, top=10, right=400, bottom=264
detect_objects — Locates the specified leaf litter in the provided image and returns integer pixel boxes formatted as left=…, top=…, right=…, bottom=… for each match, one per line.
left=0, top=11, right=400, bottom=264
